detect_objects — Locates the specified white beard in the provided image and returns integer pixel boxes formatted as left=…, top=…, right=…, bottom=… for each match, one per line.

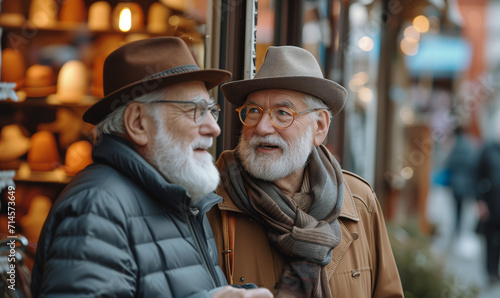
left=238, top=126, right=314, bottom=181
left=147, top=123, right=220, bottom=205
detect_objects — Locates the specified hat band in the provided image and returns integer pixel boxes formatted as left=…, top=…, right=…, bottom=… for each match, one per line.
left=145, top=64, right=200, bottom=80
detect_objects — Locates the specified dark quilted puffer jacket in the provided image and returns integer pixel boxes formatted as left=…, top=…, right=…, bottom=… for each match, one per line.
left=31, top=134, right=227, bottom=297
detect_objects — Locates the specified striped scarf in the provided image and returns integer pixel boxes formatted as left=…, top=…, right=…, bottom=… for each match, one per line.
left=218, top=145, right=344, bottom=298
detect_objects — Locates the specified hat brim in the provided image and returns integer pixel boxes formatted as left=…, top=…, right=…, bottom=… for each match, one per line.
left=221, top=76, right=347, bottom=116
left=83, top=69, right=231, bottom=125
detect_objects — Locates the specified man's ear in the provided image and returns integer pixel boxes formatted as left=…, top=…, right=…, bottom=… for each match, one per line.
left=313, top=110, right=331, bottom=146
left=123, top=102, right=151, bottom=147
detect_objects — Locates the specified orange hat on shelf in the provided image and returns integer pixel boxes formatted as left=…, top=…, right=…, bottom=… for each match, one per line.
left=1, top=48, right=26, bottom=90
left=147, top=2, right=170, bottom=34
left=64, top=140, right=93, bottom=175
left=20, top=195, right=52, bottom=243
left=28, top=0, right=57, bottom=28
left=27, top=131, right=61, bottom=171
left=88, top=1, right=112, bottom=31
left=55, top=60, right=89, bottom=104
left=23, top=64, right=57, bottom=98
left=0, top=124, right=30, bottom=162
left=59, top=0, right=87, bottom=24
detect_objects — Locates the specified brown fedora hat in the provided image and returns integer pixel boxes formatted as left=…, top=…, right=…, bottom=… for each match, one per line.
left=83, top=37, right=231, bottom=125
left=221, top=46, right=347, bottom=116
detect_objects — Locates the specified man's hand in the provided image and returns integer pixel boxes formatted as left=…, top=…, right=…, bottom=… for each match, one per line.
left=212, top=285, right=273, bottom=298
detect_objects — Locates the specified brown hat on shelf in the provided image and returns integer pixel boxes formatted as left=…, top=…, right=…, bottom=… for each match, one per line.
left=88, top=1, right=112, bottom=31
left=221, top=46, right=348, bottom=117
left=1, top=48, right=26, bottom=90
left=56, top=60, right=89, bottom=104
left=0, top=124, right=30, bottom=162
left=64, top=140, right=93, bottom=175
left=59, top=0, right=87, bottom=24
left=23, top=64, right=58, bottom=97
left=82, top=37, right=231, bottom=125
left=27, top=131, right=61, bottom=171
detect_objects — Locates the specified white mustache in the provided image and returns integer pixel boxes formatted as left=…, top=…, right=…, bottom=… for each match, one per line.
left=248, top=134, right=287, bottom=149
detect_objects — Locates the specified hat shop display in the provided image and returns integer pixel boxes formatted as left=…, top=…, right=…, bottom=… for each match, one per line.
left=22, top=64, right=58, bottom=98
left=27, top=131, right=61, bottom=171
left=83, top=36, right=231, bottom=125
left=221, top=45, right=348, bottom=117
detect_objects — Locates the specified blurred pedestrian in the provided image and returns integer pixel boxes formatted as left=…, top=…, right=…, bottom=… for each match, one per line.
left=476, top=114, right=500, bottom=284
left=445, top=126, right=478, bottom=236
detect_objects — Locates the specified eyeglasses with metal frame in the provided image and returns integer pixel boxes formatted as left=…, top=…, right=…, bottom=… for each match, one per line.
left=236, top=104, right=322, bottom=129
left=151, top=98, right=220, bottom=125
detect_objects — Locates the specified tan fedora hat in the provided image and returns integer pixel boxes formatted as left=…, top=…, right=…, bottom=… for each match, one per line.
left=221, top=46, right=347, bottom=116
left=83, top=37, right=231, bottom=125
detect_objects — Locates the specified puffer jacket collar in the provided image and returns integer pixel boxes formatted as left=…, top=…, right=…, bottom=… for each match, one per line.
left=93, top=134, right=221, bottom=215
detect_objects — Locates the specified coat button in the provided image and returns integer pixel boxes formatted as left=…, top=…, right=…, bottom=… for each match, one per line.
left=352, top=232, right=359, bottom=240
left=351, top=269, right=361, bottom=279
left=240, top=277, right=245, bottom=282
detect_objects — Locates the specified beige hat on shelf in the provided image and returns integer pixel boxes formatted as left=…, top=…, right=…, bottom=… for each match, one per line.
left=23, top=64, right=57, bottom=97
left=1, top=48, right=26, bottom=90
left=0, top=124, right=30, bottom=162
left=147, top=2, right=170, bottom=33
left=56, top=60, right=89, bottom=104
left=64, top=140, right=93, bottom=175
left=27, top=131, right=61, bottom=171
left=28, top=0, right=57, bottom=28
left=88, top=1, right=112, bottom=31
left=20, top=195, right=52, bottom=243
left=59, top=0, right=87, bottom=24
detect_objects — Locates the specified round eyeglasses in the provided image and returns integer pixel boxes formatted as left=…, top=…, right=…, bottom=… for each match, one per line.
left=152, top=98, right=220, bottom=125
left=236, top=104, right=320, bottom=129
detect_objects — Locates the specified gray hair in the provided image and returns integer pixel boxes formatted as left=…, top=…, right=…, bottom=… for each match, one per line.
left=93, top=89, right=166, bottom=141
left=303, top=94, right=332, bottom=121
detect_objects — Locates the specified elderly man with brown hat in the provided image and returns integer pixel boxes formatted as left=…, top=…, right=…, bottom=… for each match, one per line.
left=208, top=46, right=404, bottom=297
left=31, top=37, right=272, bottom=298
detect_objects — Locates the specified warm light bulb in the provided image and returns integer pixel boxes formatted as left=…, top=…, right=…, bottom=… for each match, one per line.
left=119, top=8, right=132, bottom=32
left=413, top=15, right=430, bottom=33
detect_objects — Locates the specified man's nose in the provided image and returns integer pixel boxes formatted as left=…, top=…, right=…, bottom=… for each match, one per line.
left=199, top=112, right=221, bottom=137
left=253, top=112, right=276, bottom=135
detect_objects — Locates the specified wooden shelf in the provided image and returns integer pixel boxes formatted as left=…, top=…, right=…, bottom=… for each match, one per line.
left=13, top=162, right=72, bottom=185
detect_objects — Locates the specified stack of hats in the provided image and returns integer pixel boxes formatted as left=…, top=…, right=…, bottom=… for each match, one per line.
left=56, top=60, right=89, bottom=103
left=20, top=195, right=52, bottom=243
left=59, top=0, right=87, bottom=24
left=1, top=48, right=26, bottom=90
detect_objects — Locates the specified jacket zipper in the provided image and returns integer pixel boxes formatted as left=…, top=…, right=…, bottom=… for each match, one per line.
left=184, top=202, right=220, bottom=288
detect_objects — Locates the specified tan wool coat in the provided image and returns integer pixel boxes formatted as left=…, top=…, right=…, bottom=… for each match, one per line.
left=208, top=169, right=404, bottom=298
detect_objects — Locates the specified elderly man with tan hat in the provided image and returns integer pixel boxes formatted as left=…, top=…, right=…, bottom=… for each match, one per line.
left=208, top=46, right=404, bottom=297
left=31, top=37, right=272, bottom=298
